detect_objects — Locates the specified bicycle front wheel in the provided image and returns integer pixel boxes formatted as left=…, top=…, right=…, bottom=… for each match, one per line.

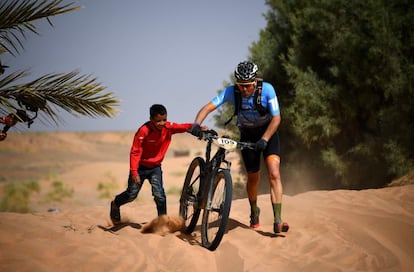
left=179, top=157, right=205, bottom=234
left=201, top=169, right=232, bottom=251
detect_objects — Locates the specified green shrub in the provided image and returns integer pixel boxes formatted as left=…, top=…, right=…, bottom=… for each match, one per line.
left=97, top=172, right=118, bottom=199
left=166, top=186, right=182, bottom=196
left=0, top=181, right=40, bottom=213
left=45, top=181, right=73, bottom=202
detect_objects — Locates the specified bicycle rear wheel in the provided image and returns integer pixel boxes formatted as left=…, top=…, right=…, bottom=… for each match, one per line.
left=201, top=169, right=232, bottom=251
left=179, top=157, right=205, bottom=234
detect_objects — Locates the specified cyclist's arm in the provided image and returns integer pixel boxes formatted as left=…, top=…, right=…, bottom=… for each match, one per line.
left=194, top=87, right=233, bottom=124
left=261, top=83, right=281, bottom=141
left=194, top=102, right=216, bottom=124
left=262, top=114, right=280, bottom=142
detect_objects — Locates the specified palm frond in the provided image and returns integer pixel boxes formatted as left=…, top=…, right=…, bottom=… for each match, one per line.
left=0, top=0, right=80, bottom=56
left=0, top=70, right=28, bottom=116
left=0, top=1, right=120, bottom=135
left=0, top=70, right=120, bottom=125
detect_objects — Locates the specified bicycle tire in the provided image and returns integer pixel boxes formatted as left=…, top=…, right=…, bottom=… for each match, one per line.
left=179, top=157, right=205, bottom=234
left=201, top=169, right=232, bottom=251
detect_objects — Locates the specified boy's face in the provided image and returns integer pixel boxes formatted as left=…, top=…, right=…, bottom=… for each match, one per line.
left=150, top=113, right=167, bottom=130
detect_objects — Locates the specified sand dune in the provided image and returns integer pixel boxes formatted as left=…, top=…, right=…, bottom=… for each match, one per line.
left=1, top=185, right=413, bottom=271
left=1, top=132, right=413, bottom=271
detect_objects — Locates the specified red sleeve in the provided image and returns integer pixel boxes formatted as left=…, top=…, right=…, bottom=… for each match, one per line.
left=129, top=126, right=147, bottom=177
left=167, top=122, right=193, bottom=134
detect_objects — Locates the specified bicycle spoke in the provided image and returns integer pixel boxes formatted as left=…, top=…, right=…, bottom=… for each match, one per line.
left=179, top=157, right=204, bottom=234
left=201, top=170, right=232, bottom=251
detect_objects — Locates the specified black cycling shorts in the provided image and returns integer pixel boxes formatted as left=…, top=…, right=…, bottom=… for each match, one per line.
left=239, top=126, right=281, bottom=173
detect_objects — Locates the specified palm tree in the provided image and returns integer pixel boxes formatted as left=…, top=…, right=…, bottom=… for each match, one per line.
left=0, top=0, right=119, bottom=140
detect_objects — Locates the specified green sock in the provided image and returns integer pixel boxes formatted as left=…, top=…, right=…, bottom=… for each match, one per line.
left=272, top=203, right=282, bottom=223
left=249, top=200, right=259, bottom=215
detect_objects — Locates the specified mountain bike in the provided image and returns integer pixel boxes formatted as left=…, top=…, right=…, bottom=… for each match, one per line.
left=179, top=129, right=255, bottom=251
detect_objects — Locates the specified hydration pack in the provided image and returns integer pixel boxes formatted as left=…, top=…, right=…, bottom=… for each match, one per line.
left=224, top=78, right=267, bottom=126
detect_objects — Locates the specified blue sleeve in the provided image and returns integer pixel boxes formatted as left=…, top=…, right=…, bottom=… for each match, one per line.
left=210, top=86, right=235, bottom=108
left=263, top=82, right=280, bottom=116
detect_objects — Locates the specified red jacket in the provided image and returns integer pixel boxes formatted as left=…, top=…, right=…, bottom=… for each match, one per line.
left=129, top=121, right=193, bottom=177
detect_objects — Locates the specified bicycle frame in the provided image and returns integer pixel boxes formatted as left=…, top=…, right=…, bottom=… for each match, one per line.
left=200, top=134, right=231, bottom=210
left=179, top=129, right=255, bottom=250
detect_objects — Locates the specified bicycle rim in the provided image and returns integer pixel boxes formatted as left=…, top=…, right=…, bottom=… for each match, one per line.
left=201, top=169, right=232, bottom=251
left=179, top=157, right=205, bottom=234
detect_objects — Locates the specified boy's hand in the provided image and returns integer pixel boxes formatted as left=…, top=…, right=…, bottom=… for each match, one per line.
left=132, top=175, right=141, bottom=184
left=189, top=123, right=202, bottom=138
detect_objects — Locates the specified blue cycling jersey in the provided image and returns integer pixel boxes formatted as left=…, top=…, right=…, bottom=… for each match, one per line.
left=210, top=82, right=280, bottom=128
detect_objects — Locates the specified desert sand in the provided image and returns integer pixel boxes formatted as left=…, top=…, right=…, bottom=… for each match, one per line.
left=0, top=131, right=413, bottom=272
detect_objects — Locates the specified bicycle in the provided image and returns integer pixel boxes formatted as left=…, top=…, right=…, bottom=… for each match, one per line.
left=179, top=129, right=255, bottom=251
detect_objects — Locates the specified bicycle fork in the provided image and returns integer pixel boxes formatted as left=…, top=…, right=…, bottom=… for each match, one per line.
left=204, top=156, right=231, bottom=212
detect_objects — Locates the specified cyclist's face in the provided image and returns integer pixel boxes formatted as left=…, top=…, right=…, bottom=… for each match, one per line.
left=237, top=80, right=256, bottom=98
left=151, top=113, right=167, bottom=130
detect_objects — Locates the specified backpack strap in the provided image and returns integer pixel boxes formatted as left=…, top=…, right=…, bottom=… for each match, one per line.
left=253, top=78, right=267, bottom=116
left=224, top=86, right=241, bottom=126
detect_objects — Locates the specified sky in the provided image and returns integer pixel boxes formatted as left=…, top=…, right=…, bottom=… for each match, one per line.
left=4, top=0, right=268, bottom=132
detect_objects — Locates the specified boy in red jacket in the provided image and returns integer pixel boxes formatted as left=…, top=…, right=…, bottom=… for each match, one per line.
left=110, top=104, right=193, bottom=224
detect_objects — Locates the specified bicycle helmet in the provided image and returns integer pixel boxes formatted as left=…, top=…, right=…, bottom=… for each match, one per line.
left=234, top=61, right=258, bottom=81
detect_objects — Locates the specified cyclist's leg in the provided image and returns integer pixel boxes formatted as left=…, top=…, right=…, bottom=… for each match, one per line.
left=246, top=171, right=260, bottom=210
left=241, top=149, right=260, bottom=200
left=245, top=170, right=261, bottom=228
left=241, top=147, right=261, bottom=227
left=263, top=132, right=282, bottom=204
left=263, top=132, right=288, bottom=232
left=240, top=128, right=262, bottom=228
left=265, top=154, right=283, bottom=229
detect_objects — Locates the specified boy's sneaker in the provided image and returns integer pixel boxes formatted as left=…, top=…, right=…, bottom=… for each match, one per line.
left=274, top=221, right=289, bottom=233
left=110, top=201, right=121, bottom=224
left=250, top=207, right=260, bottom=228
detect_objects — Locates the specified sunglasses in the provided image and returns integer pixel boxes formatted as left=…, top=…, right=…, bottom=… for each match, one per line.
left=236, top=81, right=256, bottom=86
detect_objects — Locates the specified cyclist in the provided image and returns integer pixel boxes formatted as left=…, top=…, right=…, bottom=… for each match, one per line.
left=190, top=61, right=289, bottom=233
left=110, top=104, right=194, bottom=224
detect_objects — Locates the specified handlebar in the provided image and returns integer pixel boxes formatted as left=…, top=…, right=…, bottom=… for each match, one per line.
left=199, top=129, right=218, bottom=140
left=193, top=129, right=256, bottom=151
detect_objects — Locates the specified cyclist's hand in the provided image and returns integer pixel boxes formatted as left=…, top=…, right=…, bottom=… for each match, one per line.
left=255, top=138, right=268, bottom=151
left=189, top=123, right=202, bottom=139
